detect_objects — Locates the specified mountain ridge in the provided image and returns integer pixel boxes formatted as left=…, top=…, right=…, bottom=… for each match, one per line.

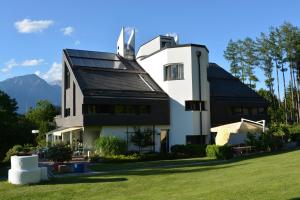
left=0, top=74, right=61, bottom=114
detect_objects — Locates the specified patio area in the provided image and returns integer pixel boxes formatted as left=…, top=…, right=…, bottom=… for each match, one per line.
left=46, top=127, right=85, bottom=155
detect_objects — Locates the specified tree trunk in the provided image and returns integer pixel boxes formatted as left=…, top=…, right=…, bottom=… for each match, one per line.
left=281, top=64, right=288, bottom=124
left=293, top=67, right=300, bottom=123
left=276, top=62, right=281, bottom=104
left=289, top=63, right=296, bottom=123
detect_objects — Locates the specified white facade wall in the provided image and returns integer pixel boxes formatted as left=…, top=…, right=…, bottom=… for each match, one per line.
left=137, top=45, right=211, bottom=146
left=136, top=37, right=161, bottom=59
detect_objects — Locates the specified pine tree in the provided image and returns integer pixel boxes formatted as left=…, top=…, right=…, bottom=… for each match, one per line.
left=224, top=39, right=241, bottom=78
left=243, top=37, right=259, bottom=89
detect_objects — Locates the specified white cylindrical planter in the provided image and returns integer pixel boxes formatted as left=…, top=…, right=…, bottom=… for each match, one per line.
left=8, top=155, right=47, bottom=185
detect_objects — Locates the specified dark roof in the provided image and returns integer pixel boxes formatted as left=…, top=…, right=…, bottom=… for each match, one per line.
left=208, top=63, right=268, bottom=103
left=63, top=49, right=167, bottom=99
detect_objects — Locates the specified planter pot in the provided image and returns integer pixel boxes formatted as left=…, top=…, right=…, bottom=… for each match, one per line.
left=8, top=155, right=47, bottom=185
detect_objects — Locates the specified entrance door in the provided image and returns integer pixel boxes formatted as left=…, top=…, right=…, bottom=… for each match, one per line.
left=160, top=130, right=169, bottom=153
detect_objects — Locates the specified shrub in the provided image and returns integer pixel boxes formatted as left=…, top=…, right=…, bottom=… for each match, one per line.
left=206, top=145, right=233, bottom=159
left=142, top=152, right=175, bottom=161
left=171, top=144, right=206, bottom=157
left=3, top=144, right=34, bottom=163
left=89, top=154, right=101, bottom=163
left=130, top=128, right=154, bottom=153
left=46, top=144, right=72, bottom=162
left=94, top=136, right=127, bottom=156
left=288, top=124, right=300, bottom=145
left=101, top=154, right=142, bottom=163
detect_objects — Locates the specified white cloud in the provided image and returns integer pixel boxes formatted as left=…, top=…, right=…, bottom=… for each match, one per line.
left=34, top=70, right=41, bottom=76
left=1, top=59, right=18, bottom=72
left=21, top=59, right=44, bottom=66
left=74, top=40, right=80, bottom=45
left=37, top=62, right=62, bottom=84
left=1, top=58, right=44, bottom=73
left=15, top=19, right=53, bottom=33
left=61, top=26, right=74, bottom=36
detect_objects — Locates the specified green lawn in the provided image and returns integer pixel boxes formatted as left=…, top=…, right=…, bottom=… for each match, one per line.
left=1, top=150, right=300, bottom=200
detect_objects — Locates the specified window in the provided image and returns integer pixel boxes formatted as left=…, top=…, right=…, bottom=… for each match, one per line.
left=83, top=104, right=151, bottom=115
left=232, top=107, right=242, bottom=115
left=258, top=107, right=265, bottom=115
left=164, top=64, right=184, bottom=81
left=186, top=135, right=206, bottom=145
left=232, top=106, right=258, bottom=115
left=185, top=101, right=206, bottom=111
left=73, top=82, right=76, bottom=116
left=161, top=41, right=171, bottom=48
left=65, top=64, right=70, bottom=89
left=65, top=108, right=70, bottom=117
left=252, top=107, right=258, bottom=115
left=242, top=107, right=249, bottom=115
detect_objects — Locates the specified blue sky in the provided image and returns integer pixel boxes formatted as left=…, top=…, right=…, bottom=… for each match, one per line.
left=1, top=0, right=300, bottom=92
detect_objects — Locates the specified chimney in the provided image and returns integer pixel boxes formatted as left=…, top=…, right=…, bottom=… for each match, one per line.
left=117, top=27, right=135, bottom=60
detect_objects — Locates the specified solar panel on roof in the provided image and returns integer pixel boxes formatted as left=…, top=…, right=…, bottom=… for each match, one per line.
left=66, top=49, right=119, bottom=61
left=71, top=57, right=127, bottom=69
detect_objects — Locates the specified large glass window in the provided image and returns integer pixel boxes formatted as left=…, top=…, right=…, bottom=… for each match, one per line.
left=83, top=104, right=151, bottom=115
left=65, top=64, right=70, bottom=89
left=164, top=64, right=184, bottom=81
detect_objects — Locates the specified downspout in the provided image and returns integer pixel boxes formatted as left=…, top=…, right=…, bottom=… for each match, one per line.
left=196, top=51, right=203, bottom=142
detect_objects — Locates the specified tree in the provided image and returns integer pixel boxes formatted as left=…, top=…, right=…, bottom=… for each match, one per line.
left=280, top=22, right=300, bottom=122
left=258, top=89, right=284, bottom=123
left=243, top=37, right=259, bottom=89
left=257, top=33, right=275, bottom=107
left=269, top=27, right=282, bottom=104
left=224, top=39, right=241, bottom=78
left=0, top=90, right=18, bottom=160
left=130, top=127, right=154, bottom=153
left=25, top=100, right=58, bottom=146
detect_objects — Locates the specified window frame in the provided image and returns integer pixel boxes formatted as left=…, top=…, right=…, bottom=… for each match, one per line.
left=65, top=64, right=70, bottom=89
left=164, top=63, right=184, bottom=81
left=185, top=100, right=206, bottom=111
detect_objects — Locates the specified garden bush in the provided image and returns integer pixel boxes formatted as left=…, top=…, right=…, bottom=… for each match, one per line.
left=3, top=144, right=34, bottom=163
left=141, top=152, right=175, bottom=161
left=94, top=136, right=127, bottom=156
left=46, top=144, right=72, bottom=162
left=90, top=152, right=177, bottom=163
left=288, top=124, right=300, bottom=145
left=101, top=154, right=142, bottom=163
left=171, top=144, right=206, bottom=157
left=89, top=154, right=101, bottom=163
left=206, top=145, right=233, bottom=159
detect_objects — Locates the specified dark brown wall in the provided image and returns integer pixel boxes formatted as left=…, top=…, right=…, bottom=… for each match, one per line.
left=210, top=97, right=268, bottom=127
left=82, top=97, right=170, bottom=126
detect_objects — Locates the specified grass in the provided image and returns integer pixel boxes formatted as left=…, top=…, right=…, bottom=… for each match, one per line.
left=1, top=149, right=300, bottom=200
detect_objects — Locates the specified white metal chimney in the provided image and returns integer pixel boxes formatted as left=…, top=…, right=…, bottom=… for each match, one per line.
left=117, top=27, right=135, bottom=60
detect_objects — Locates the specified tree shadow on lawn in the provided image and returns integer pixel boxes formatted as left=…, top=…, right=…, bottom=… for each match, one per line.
left=288, top=198, right=300, bottom=200
left=230, top=147, right=300, bottom=163
left=103, top=162, right=248, bottom=177
left=42, top=176, right=128, bottom=185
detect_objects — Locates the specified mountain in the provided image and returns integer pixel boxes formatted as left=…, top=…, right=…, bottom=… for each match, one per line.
left=0, top=74, right=61, bottom=114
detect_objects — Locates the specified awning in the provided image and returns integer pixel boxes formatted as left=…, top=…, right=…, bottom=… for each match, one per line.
left=211, top=119, right=266, bottom=146
left=46, top=127, right=83, bottom=136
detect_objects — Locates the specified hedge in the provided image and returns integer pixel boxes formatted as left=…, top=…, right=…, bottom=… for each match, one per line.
left=171, top=144, right=206, bottom=157
left=206, top=145, right=233, bottom=159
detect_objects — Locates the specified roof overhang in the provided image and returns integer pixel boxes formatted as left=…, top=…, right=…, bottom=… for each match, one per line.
left=47, top=127, right=83, bottom=136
